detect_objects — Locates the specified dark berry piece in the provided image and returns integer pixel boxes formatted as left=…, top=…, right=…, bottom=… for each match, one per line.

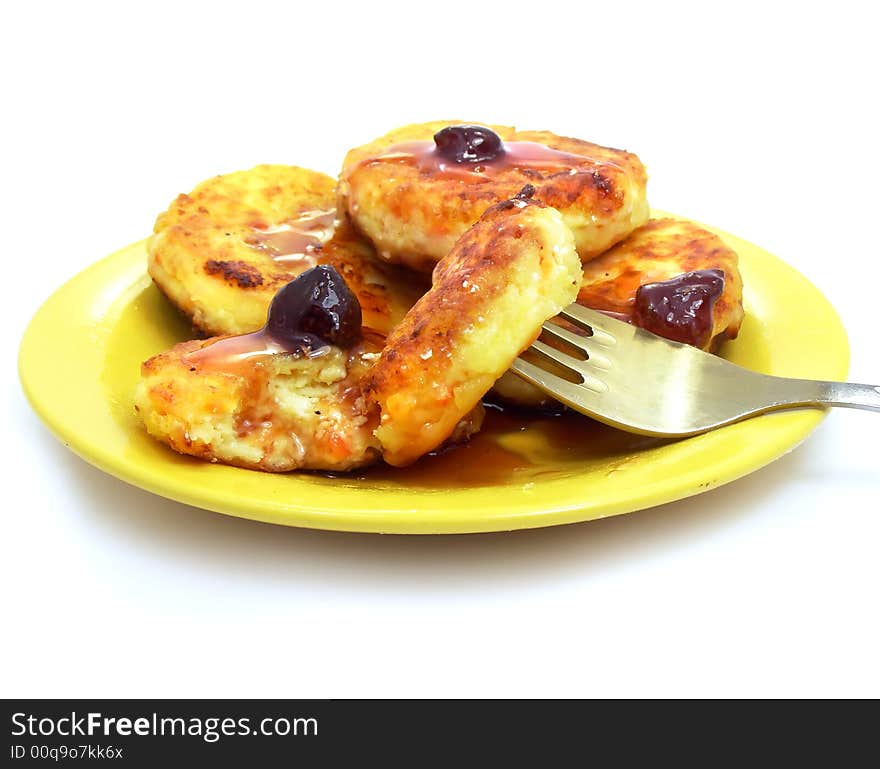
left=434, top=125, right=505, bottom=164
left=633, top=269, right=725, bottom=348
left=514, top=184, right=536, bottom=200
left=265, top=265, right=362, bottom=352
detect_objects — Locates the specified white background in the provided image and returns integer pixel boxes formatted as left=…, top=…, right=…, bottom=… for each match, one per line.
left=2, top=1, right=878, bottom=697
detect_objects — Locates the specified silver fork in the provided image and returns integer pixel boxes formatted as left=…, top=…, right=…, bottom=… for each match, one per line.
left=511, top=303, right=880, bottom=436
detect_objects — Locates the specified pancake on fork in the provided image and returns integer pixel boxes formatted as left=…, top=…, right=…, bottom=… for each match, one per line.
left=363, top=187, right=583, bottom=466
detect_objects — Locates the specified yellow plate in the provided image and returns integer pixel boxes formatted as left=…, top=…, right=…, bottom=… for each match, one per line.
left=19, top=219, right=849, bottom=534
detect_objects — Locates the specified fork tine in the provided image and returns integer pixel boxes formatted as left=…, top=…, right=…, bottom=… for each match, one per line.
left=530, top=339, right=582, bottom=369
left=513, top=351, right=609, bottom=393
left=540, top=321, right=591, bottom=354
left=541, top=321, right=613, bottom=371
left=557, top=304, right=618, bottom=346
left=509, top=359, right=608, bottom=414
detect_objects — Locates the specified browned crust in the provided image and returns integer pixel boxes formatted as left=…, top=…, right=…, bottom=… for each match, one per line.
left=203, top=259, right=264, bottom=288
left=141, top=338, right=208, bottom=375
left=148, top=165, right=421, bottom=337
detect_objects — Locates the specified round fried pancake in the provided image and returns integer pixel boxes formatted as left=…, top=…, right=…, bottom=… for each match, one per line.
left=492, top=217, right=744, bottom=407
left=577, top=217, right=744, bottom=348
left=148, top=164, right=422, bottom=337
left=135, top=334, right=383, bottom=472
left=339, top=120, right=649, bottom=271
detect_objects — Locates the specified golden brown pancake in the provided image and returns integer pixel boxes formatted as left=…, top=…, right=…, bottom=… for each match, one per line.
left=135, top=333, right=384, bottom=472
left=339, top=120, right=649, bottom=271
left=148, top=164, right=422, bottom=337
left=577, top=217, right=743, bottom=348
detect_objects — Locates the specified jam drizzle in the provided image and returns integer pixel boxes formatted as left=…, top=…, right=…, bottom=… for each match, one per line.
left=181, top=329, right=315, bottom=375
left=246, top=209, right=336, bottom=269
left=350, top=140, right=621, bottom=182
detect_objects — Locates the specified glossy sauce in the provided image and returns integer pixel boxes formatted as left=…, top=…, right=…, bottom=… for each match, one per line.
left=181, top=329, right=384, bottom=444
left=353, top=403, right=666, bottom=488
left=182, top=327, right=386, bottom=377
left=246, top=209, right=336, bottom=268
left=178, top=331, right=290, bottom=442
left=181, top=329, right=317, bottom=376
left=633, top=269, right=725, bottom=348
left=351, top=140, right=619, bottom=182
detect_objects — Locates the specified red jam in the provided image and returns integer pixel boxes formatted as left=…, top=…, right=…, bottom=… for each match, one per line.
left=632, top=269, right=725, bottom=348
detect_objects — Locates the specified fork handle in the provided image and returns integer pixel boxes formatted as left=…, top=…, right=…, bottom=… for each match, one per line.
left=768, top=379, right=880, bottom=413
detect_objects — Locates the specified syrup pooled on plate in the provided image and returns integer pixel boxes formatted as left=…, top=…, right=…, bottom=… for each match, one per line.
left=355, top=403, right=666, bottom=488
